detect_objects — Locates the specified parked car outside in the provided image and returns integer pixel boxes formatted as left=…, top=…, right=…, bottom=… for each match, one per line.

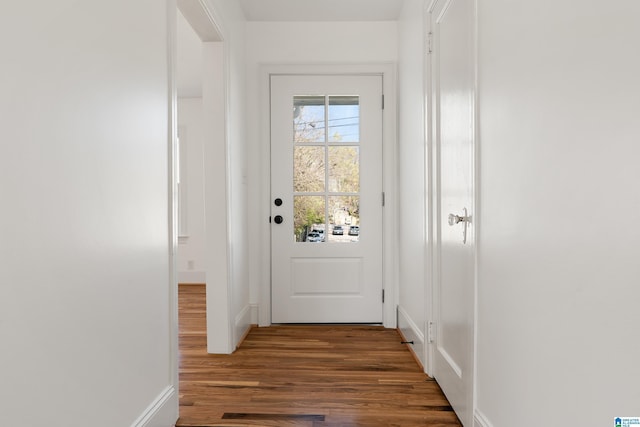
left=332, top=225, right=344, bottom=235
left=306, top=231, right=324, bottom=242
left=349, top=226, right=360, bottom=236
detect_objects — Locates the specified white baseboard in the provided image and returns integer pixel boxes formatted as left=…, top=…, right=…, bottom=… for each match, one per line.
left=177, top=270, right=205, bottom=284
left=234, top=304, right=252, bottom=348
left=474, top=409, right=494, bottom=427
left=130, top=385, right=177, bottom=427
left=397, top=305, right=426, bottom=368
left=250, top=303, right=259, bottom=325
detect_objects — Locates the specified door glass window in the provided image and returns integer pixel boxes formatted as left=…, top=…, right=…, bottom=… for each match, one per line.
left=294, top=146, right=325, bottom=192
left=328, top=146, right=359, bottom=193
left=292, top=95, right=360, bottom=243
left=293, top=196, right=325, bottom=243
left=294, top=96, right=325, bottom=143
left=329, top=96, right=360, bottom=142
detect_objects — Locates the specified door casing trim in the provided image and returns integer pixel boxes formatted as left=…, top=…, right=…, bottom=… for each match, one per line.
left=258, top=63, right=398, bottom=328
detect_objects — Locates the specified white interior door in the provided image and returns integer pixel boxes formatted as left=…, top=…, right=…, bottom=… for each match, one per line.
left=430, top=0, right=476, bottom=425
left=270, top=74, right=383, bottom=323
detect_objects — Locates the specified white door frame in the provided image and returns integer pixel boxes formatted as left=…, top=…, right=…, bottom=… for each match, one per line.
left=167, top=0, right=179, bottom=414
left=423, top=1, right=435, bottom=376
left=173, top=0, right=235, bottom=358
left=258, top=63, right=398, bottom=328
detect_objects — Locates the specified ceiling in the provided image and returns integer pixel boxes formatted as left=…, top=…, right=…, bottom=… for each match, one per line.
left=239, top=0, right=404, bottom=21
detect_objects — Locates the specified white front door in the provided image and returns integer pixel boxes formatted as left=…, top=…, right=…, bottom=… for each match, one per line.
left=270, top=74, right=383, bottom=323
left=429, top=0, right=476, bottom=425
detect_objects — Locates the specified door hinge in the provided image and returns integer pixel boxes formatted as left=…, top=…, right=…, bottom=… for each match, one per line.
left=427, top=32, right=433, bottom=55
left=382, top=192, right=386, bottom=207
left=381, top=94, right=385, bottom=110
left=427, top=321, right=435, bottom=343
left=382, top=289, right=385, bottom=303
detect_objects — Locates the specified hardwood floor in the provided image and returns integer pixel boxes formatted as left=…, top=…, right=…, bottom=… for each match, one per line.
left=177, top=284, right=461, bottom=427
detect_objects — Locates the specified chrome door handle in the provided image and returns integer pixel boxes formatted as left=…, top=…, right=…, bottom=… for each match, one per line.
left=448, top=209, right=470, bottom=226
left=448, top=208, right=471, bottom=244
left=448, top=213, right=465, bottom=226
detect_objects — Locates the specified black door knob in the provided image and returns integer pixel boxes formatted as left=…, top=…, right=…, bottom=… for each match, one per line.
left=274, top=198, right=283, bottom=206
left=274, top=215, right=284, bottom=224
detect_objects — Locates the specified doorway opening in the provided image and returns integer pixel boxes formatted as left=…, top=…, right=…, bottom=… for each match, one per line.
left=257, top=64, right=398, bottom=329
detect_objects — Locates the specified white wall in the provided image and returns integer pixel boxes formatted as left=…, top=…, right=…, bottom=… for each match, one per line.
left=177, top=98, right=207, bottom=283
left=177, top=10, right=204, bottom=98
left=397, top=0, right=427, bottom=368
left=475, top=0, right=640, bottom=425
left=0, top=1, right=176, bottom=426
left=245, top=21, right=399, bottom=322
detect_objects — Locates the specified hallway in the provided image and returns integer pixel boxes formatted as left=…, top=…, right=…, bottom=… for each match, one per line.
left=177, top=285, right=461, bottom=426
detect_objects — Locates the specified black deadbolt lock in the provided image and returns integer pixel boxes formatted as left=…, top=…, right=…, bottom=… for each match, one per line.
left=274, top=215, right=284, bottom=224
left=274, top=198, right=283, bottom=206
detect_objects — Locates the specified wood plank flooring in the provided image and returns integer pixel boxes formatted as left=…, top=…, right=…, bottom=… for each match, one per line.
left=177, top=284, right=461, bottom=427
